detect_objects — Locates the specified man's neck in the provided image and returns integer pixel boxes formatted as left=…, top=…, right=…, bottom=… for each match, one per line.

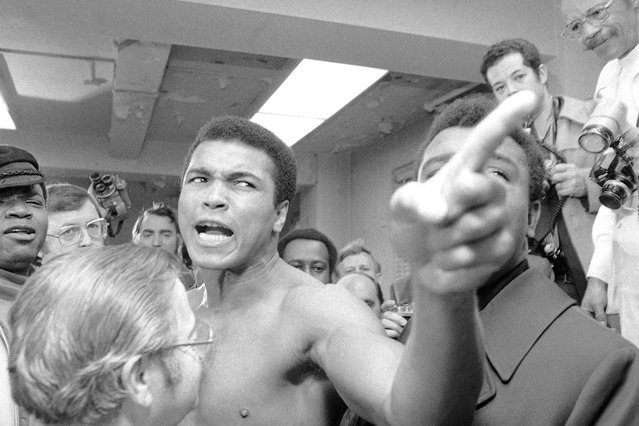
left=477, top=254, right=528, bottom=310
left=533, top=89, right=552, bottom=120
left=619, top=41, right=639, bottom=62
left=0, top=266, right=30, bottom=281
left=199, top=249, right=280, bottom=306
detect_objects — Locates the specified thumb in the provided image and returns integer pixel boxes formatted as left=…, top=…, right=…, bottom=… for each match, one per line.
left=381, top=299, right=397, bottom=312
left=592, top=305, right=608, bottom=326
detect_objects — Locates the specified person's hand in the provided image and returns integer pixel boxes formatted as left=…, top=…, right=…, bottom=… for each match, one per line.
left=550, top=163, right=587, bottom=197
left=389, top=91, right=538, bottom=294
left=380, top=300, right=407, bottom=339
left=581, top=277, right=609, bottom=327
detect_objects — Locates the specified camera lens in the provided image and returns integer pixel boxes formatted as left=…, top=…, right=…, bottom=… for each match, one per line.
left=599, top=180, right=632, bottom=209
left=579, top=126, right=614, bottom=153
left=101, top=175, right=113, bottom=186
left=579, top=98, right=627, bottom=153
left=90, top=173, right=101, bottom=183
left=94, top=183, right=106, bottom=194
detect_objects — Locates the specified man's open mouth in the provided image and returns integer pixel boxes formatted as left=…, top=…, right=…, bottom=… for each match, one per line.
left=195, top=223, right=233, bottom=243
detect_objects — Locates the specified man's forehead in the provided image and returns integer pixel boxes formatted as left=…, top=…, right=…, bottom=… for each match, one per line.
left=344, top=251, right=375, bottom=265
left=285, top=238, right=329, bottom=259
left=142, top=214, right=175, bottom=227
left=0, top=184, right=43, bottom=197
left=561, top=0, right=605, bottom=17
left=423, top=126, right=521, bottom=161
left=189, top=139, right=276, bottom=176
left=339, top=273, right=376, bottom=289
left=491, top=52, right=526, bottom=71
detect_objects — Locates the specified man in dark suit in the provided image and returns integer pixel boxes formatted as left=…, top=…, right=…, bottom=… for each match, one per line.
left=417, top=95, right=639, bottom=424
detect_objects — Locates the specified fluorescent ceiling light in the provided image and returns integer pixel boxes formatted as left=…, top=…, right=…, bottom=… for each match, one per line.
left=0, top=92, right=15, bottom=130
left=252, top=59, right=386, bottom=146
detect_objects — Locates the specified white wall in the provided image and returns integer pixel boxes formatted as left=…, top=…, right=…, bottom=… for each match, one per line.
left=332, top=116, right=432, bottom=294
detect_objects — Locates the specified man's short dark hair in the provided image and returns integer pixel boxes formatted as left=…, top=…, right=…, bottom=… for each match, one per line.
left=278, top=228, right=337, bottom=277
left=416, top=94, right=545, bottom=202
left=480, top=38, right=543, bottom=84
left=132, top=202, right=179, bottom=239
left=182, top=116, right=297, bottom=205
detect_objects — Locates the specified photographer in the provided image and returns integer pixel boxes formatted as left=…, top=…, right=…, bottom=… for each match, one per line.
left=480, top=39, right=599, bottom=302
left=560, top=0, right=639, bottom=346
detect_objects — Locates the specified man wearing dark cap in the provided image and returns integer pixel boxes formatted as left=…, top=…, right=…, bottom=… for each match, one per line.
left=0, top=145, right=47, bottom=426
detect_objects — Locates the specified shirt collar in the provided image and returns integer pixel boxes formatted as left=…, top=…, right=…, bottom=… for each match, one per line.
left=533, top=94, right=554, bottom=142
left=619, top=42, right=639, bottom=72
left=478, top=259, right=529, bottom=310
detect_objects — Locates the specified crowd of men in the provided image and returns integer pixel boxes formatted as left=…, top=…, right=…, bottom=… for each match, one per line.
left=1, top=0, right=639, bottom=424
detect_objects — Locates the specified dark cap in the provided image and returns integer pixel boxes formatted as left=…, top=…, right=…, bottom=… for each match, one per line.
left=0, top=145, right=45, bottom=190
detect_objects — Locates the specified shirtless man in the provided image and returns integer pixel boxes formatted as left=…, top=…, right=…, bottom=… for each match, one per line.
left=178, top=93, right=535, bottom=425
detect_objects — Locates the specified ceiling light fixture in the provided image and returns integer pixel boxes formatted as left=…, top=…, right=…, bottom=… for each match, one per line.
left=251, top=59, right=387, bottom=146
left=0, top=92, right=15, bottom=130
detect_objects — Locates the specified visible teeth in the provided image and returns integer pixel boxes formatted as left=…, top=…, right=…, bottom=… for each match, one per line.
left=9, top=228, right=32, bottom=234
left=199, top=233, right=232, bottom=242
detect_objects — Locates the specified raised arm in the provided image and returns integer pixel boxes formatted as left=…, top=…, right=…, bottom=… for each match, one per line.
left=310, top=92, right=538, bottom=425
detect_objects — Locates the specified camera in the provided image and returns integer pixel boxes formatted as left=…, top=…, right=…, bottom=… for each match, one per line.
left=591, top=148, right=637, bottom=209
left=579, top=99, right=639, bottom=209
left=579, top=98, right=627, bottom=154
left=88, top=173, right=132, bottom=237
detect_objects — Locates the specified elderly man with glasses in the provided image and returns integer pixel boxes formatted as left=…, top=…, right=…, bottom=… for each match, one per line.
left=8, top=244, right=214, bottom=425
left=560, top=0, right=639, bottom=346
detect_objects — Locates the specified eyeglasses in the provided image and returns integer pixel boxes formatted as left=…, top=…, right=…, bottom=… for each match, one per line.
left=561, top=0, right=617, bottom=40
left=46, top=218, right=108, bottom=246
left=159, top=319, right=214, bottom=362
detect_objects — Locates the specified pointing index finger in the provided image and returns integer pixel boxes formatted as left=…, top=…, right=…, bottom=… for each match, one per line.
left=445, top=90, right=538, bottom=174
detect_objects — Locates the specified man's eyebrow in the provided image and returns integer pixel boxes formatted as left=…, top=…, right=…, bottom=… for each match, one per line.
left=586, top=1, right=608, bottom=13
left=420, top=153, right=452, bottom=172
left=184, top=166, right=211, bottom=176
left=226, top=171, right=262, bottom=181
left=420, top=151, right=518, bottom=172
left=489, top=152, right=519, bottom=169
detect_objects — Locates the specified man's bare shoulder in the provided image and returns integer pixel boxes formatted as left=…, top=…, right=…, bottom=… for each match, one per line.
left=281, top=277, right=385, bottom=337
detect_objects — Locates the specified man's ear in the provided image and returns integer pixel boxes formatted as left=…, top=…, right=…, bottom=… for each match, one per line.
left=273, top=200, right=289, bottom=233
left=527, top=200, right=542, bottom=239
left=121, top=356, right=153, bottom=408
left=538, top=63, right=548, bottom=86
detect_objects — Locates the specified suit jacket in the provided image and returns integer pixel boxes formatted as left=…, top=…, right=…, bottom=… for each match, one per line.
left=475, top=268, right=639, bottom=425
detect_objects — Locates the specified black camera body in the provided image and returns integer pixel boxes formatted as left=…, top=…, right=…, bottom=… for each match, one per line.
left=591, top=139, right=637, bottom=209
left=88, top=173, right=132, bottom=237
left=579, top=98, right=638, bottom=209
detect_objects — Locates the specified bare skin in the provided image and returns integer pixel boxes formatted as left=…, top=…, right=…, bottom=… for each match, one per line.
left=179, top=93, right=536, bottom=425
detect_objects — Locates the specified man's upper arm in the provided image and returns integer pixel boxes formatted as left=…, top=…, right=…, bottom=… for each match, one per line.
left=286, top=284, right=402, bottom=425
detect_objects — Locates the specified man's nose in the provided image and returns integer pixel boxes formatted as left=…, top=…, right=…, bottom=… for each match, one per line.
left=152, top=234, right=162, bottom=247
left=5, top=199, right=33, bottom=218
left=581, top=20, right=602, bottom=44
left=78, top=228, right=93, bottom=247
left=505, top=81, right=518, bottom=97
left=203, top=181, right=229, bottom=210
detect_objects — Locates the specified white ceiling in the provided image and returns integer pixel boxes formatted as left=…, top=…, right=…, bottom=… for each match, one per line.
left=0, top=0, right=560, bottom=182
